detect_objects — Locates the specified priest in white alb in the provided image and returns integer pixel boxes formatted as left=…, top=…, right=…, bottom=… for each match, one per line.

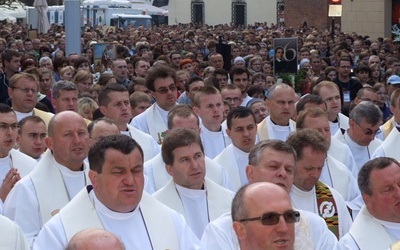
left=4, top=111, right=91, bottom=247
left=214, top=106, right=258, bottom=191
left=130, top=65, right=177, bottom=143
left=33, top=134, right=202, bottom=249
left=339, top=157, right=400, bottom=250
left=153, top=128, right=234, bottom=239
left=144, top=104, right=232, bottom=193
left=287, top=129, right=353, bottom=239
left=201, top=140, right=338, bottom=249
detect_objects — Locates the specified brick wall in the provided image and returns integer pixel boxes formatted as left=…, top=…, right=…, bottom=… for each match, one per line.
left=284, top=0, right=341, bottom=30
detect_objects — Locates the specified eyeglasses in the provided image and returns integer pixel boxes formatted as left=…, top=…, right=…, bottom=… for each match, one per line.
left=154, top=84, right=177, bottom=94
left=0, top=122, right=19, bottom=132
left=224, top=97, right=241, bottom=103
left=12, top=87, right=38, bottom=94
left=239, top=210, right=300, bottom=226
left=353, top=120, right=381, bottom=136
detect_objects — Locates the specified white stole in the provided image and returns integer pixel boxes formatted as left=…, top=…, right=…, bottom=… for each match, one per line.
left=127, top=125, right=154, bottom=162
left=9, top=149, right=36, bottom=177
left=30, top=150, right=88, bottom=225
left=349, top=206, right=393, bottom=250
left=214, top=145, right=241, bottom=190
left=257, top=116, right=295, bottom=141
left=145, top=104, right=168, bottom=142
left=153, top=178, right=232, bottom=222
left=382, top=128, right=400, bottom=160
left=60, top=187, right=179, bottom=249
left=294, top=211, right=314, bottom=250
left=325, top=156, right=350, bottom=200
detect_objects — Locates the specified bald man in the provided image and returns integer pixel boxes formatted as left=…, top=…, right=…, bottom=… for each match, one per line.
left=66, top=228, right=124, bottom=250
left=4, top=111, right=90, bottom=247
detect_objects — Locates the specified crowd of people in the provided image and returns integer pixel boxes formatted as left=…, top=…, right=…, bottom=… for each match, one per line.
left=0, top=19, right=400, bottom=249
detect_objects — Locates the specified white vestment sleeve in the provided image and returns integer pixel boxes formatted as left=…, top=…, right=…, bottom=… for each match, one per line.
left=143, top=161, right=156, bottom=194
left=168, top=210, right=204, bottom=249
left=32, top=214, right=68, bottom=250
left=201, top=213, right=237, bottom=250
left=0, top=215, right=30, bottom=250
left=130, top=112, right=150, bottom=134
left=337, top=233, right=359, bottom=250
left=3, top=177, right=42, bottom=248
left=371, top=146, right=386, bottom=159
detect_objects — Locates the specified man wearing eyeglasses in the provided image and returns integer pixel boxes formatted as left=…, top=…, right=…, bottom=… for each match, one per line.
left=334, top=101, right=382, bottom=172
left=288, top=129, right=353, bottom=239
left=232, top=182, right=297, bottom=250
left=221, top=85, right=242, bottom=109
left=16, top=116, right=47, bottom=162
left=7, top=73, right=53, bottom=128
left=202, top=140, right=338, bottom=249
left=0, top=104, right=35, bottom=206
left=130, top=65, right=178, bottom=143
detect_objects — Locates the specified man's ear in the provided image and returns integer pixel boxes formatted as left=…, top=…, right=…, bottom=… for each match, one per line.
left=88, top=170, right=98, bottom=188
left=166, top=164, right=174, bottom=177
left=45, top=137, right=53, bottom=151
left=233, top=221, right=246, bottom=240
left=245, top=165, right=254, bottom=182
left=99, top=106, right=107, bottom=117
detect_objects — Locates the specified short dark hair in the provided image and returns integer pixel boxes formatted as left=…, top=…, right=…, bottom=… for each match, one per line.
left=226, top=106, right=256, bottom=130
left=18, top=116, right=45, bottom=134
left=185, top=76, right=203, bottom=92
left=98, top=83, right=128, bottom=107
left=230, top=66, right=250, bottom=81
left=248, top=140, right=297, bottom=166
left=286, top=129, right=328, bottom=160
left=0, top=103, right=14, bottom=114
left=358, top=157, right=400, bottom=195
left=89, top=134, right=143, bottom=173
left=161, top=128, right=203, bottom=166
left=145, top=65, right=177, bottom=91
left=296, top=94, right=326, bottom=114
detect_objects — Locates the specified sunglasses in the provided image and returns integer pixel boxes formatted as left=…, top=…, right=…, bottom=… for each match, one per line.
left=154, top=84, right=177, bottom=94
left=239, top=210, right=300, bottom=225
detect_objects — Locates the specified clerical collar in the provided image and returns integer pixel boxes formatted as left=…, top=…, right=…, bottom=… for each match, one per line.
left=270, top=118, right=289, bottom=126
left=291, top=184, right=315, bottom=197
left=175, top=182, right=207, bottom=196
left=374, top=217, right=400, bottom=230
left=92, top=191, right=139, bottom=219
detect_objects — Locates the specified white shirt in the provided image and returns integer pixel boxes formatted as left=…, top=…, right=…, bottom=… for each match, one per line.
left=175, top=184, right=209, bottom=239
left=200, top=122, right=230, bottom=159
left=267, top=116, right=293, bottom=141
left=232, top=146, right=249, bottom=186
left=130, top=103, right=169, bottom=135
left=240, top=95, right=253, bottom=107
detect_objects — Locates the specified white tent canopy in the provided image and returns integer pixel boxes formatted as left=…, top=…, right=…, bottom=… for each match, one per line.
left=0, top=2, right=26, bottom=19
left=83, top=0, right=168, bottom=16
left=0, top=9, right=16, bottom=22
